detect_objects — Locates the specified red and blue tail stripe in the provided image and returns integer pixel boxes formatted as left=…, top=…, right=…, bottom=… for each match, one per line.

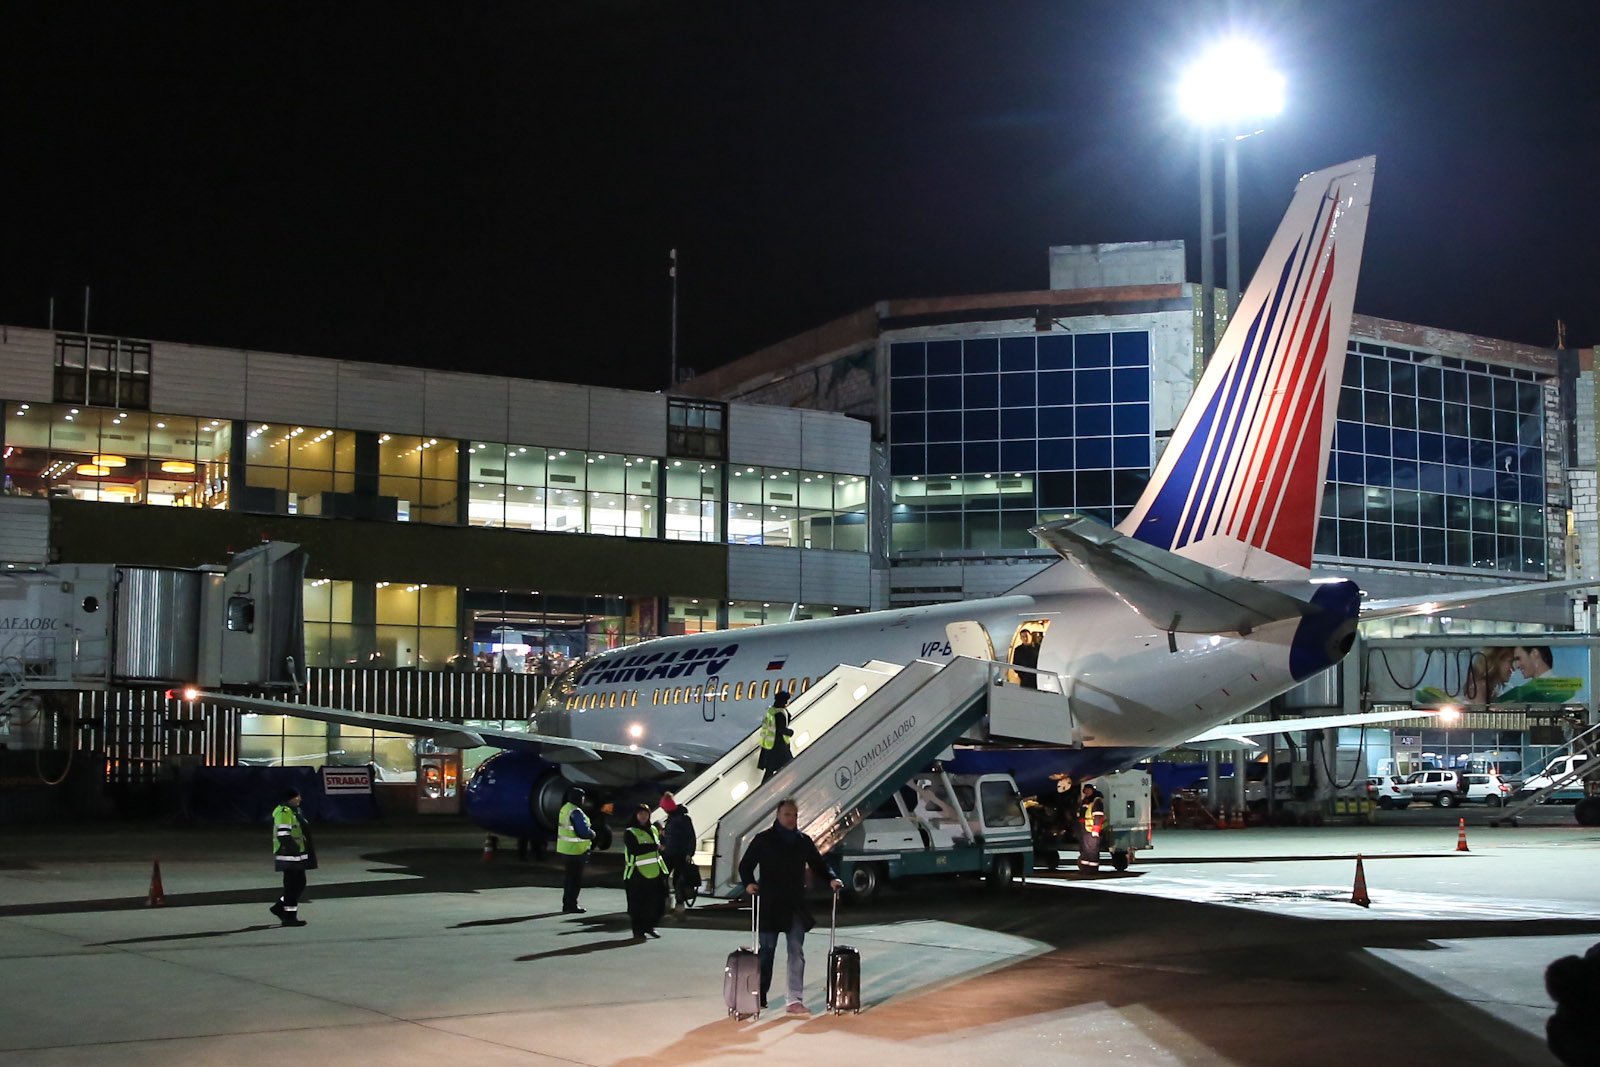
left=1116, top=158, right=1374, bottom=580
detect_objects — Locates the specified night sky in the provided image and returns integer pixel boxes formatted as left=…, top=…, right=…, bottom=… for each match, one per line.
left=3, top=2, right=1596, bottom=393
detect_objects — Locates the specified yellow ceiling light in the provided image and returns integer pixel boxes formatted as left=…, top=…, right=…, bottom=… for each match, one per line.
left=159, top=460, right=197, bottom=475
left=91, top=454, right=127, bottom=468
left=99, top=484, right=139, bottom=497
left=76, top=464, right=110, bottom=477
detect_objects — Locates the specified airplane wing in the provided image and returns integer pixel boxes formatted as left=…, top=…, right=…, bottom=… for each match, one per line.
left=1028, top=516, right=1314, bottom=633
left=1361, top=577, right=1600, bottom=620
left=1186, top=707, right=1445, bottom=746
left=192, top=691, right=685, bottom=775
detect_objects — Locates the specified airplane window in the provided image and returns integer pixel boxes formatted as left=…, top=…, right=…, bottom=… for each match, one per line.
left=629, top=691, right=639, bottom=707
left=691, top=685, right=704, bottom=702
left=651, top=689, right=660, bottom=706
left=733, top=681, right=744, bottom=701
left=719, top=683, right=730, bottom=700
left=800, top=677, right=811, bottom=692
left=609, top=692, right=620, bottom=708
left=760, top=680, right=771, bottom=701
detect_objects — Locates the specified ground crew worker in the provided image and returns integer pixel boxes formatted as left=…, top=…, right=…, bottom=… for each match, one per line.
left=659, top=792, right=697, bottom=916
left=269, top=787, right=316, bottom=926
left=623, top=803, right=667, bottom=939
left=557, top=786, right=596, bottom=913
left=757, top=689, right=795, bottom=783
left=1076, top=782, right=1106, bottom=874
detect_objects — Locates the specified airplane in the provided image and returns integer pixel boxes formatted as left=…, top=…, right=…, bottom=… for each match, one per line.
left=197, top=156, right=1594, bottom=842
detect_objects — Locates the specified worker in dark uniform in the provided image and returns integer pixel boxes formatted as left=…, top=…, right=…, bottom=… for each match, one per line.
left=622, top=803, right=667, bottom=939
left=556, top=786, right=596, bottom=913
left=659, top=792, right=697, bottom=917
left=1076, top=782, right=1106, bottom=875
left=269, top=788, right=316, bottom=926
left=757, top=689, right=795, bottom=783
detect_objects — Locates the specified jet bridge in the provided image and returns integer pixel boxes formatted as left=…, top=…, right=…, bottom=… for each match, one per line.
left=659, top=655, right=1078, bottom=898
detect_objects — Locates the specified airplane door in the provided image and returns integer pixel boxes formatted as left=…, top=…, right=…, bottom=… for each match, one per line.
left=702, top=677, right=720, bottom=722
left=945, top=621, right=995, bottom=660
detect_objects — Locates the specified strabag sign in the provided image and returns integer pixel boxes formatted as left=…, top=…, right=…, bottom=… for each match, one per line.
left=322, top=767, right=373, bottom=795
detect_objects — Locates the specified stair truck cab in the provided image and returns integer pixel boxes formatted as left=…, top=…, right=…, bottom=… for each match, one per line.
left=832, top=769, right=1033, bottom=901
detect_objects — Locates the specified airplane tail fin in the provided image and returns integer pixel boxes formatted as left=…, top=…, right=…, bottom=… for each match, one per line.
left=1115, top=157, right=1375, bottom=580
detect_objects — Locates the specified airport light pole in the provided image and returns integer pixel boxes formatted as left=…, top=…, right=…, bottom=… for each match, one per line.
left=1179, top=39, right=1285, bottom=362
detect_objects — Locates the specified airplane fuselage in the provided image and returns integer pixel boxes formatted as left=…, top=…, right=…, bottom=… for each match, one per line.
left=532, top=578, right=1361, bottom=770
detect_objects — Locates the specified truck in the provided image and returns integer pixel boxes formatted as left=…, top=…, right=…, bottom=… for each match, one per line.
left=831, top=769, right=1033, bottom=901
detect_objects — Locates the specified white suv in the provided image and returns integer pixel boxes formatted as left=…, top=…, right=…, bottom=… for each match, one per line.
left=1461, top=773, right=1515, bottom=806
left=1400, top=769, right=1467, bottom=807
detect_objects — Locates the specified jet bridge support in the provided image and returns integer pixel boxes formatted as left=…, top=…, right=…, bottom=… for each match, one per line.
left=659, top=655, right=1078, bottom=899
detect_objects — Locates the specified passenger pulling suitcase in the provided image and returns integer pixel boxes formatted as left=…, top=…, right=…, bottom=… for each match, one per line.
left=724, top=894, right=762, bottom=1019
left=825, top=891, right=861, bottom=1014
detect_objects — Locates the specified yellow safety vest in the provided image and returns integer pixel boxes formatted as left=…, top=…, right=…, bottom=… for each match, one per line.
left=556, top=802, right=592, bottom=856
left=1079, top=795, right=1105, bottom=834
left=623, top=825, right=663, bottom=879
left=759, top=707, right=780, bottom=750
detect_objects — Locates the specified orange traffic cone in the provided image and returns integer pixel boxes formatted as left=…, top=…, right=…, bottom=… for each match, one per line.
left=481, top=834, right=498, bottom=863
left=147, top=860, right=166, bottom=907
left=1350, top=854, right=1370, bottom=908
left=1455, top=818, right=1469, bottom=853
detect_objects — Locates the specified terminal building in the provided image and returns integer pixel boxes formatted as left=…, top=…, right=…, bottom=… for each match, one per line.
left=676, top=240, right=1600, bottom=784
left=2, top=237, right=1596, bottom=814
left=0, top=325, right=874, bottom=800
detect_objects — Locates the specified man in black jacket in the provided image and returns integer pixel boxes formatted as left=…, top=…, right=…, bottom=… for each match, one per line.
left=659, top=793, right=697, bottom=916
left=738, top=798, right=843, bottom=1016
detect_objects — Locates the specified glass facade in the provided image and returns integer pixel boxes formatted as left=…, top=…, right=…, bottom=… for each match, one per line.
left=728, top=466, right=868, bottom=549
left=245, top=422, right=355, bottom=514
left=468, top=443, right=658, bottom=537
left=2, top=402, right=230, bottom=506
left=302, top=579, right=459, bottom=670
left=1317, top=344, right=1547, bottom=574
left=466, top=591, right=660, bottom=675
left=664, top=458, right=720, bottom=542
left=887, top=332, right=1152, bottom=553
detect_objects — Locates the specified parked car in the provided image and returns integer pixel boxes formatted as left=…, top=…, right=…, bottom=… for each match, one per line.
left=1366, top=775, right=1411, bottom=809
left=1460, top=772, right=1515, bottom=806
left=1399, top=769, right=1467, bottom=807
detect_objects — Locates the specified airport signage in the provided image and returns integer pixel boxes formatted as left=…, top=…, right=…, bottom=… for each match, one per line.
left=322, top=767, right=373, bottom=795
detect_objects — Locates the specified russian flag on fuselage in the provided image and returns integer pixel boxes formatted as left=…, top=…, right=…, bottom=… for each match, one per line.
left=1117, top=157, right=1375, bottom=582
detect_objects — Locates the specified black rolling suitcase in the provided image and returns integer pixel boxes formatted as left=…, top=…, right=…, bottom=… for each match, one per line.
left=825, top=890, right=861, bottom=1014
left=724, top=894, right=762, bottom=1019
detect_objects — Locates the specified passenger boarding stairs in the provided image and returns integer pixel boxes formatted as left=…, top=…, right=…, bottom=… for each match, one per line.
left=1495, top=722, right=1600, bottom=823
left=657, top=655, right=1078, bottom=898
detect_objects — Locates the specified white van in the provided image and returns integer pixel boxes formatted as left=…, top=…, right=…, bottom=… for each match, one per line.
left=1517, top=753, right=1591, bottom=802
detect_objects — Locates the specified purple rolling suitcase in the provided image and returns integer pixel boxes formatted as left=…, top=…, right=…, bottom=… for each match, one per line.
left=724, top=894, right=762, bottom=1018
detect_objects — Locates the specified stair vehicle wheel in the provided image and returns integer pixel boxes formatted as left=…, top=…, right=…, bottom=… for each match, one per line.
left=846, top=863, right=880, bottom=902
left=987, top=854, right=1019, bottom=890
left=1111, top=849, right=1130, bottom=872
left=1437, top=792, right=1457, bottom=809
left=1575, top=798, right=1600, bottom=827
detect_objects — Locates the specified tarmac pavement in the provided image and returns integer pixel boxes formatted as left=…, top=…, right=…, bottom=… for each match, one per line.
left=2, top=816, right=1596, bottom=1066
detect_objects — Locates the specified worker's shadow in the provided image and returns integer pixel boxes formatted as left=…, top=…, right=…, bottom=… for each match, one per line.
left=87, top=924, right=280, bottom=946
left=515, top=935, right=648, bottom=962
left=451, top=911, right=564, bottom=928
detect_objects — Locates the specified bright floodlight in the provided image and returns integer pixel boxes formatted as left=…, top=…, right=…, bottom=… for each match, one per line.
left=1178, top=38, right=1286, bottom=127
